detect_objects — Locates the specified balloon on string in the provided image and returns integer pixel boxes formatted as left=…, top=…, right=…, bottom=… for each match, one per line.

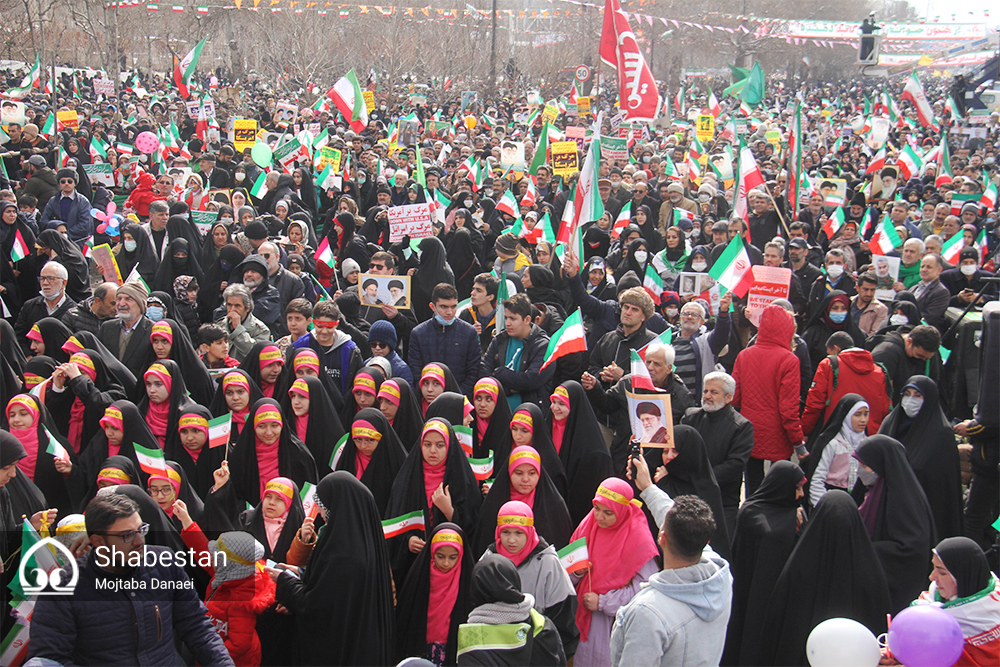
left=887, top=605, right=963, bottom=667
left=93, top=202, right=120, bottom=236
left=464, top=115, right=477, bottom=129
left=251, top=141, right=273, bottom=168
left=806, top=618, right=881, bottom=667
left=135, top=131, right=159, bottom=155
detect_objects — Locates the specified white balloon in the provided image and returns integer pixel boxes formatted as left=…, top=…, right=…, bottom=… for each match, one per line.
left=806, top=617, right=881, bottom=667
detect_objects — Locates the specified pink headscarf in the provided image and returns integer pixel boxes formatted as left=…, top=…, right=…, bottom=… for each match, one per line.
left=426, top=528, right=465, bottom=645
left=495, top=500, right=539, bottom=568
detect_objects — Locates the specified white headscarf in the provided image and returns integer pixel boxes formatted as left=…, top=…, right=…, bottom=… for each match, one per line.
left=839, top=399, right=869, bottom=450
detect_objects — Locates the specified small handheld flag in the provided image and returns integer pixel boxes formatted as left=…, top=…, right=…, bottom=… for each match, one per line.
left=557, top=537, right=590, bottom=574
left=468, top=452, right=494, bottom=481
left=541, top=309, right=587, bottom=370
left=207, top=413, right=231, bottom=449
left=133, top=442, right=168, bottom=477
left=381, top=510, right=426, bottom=539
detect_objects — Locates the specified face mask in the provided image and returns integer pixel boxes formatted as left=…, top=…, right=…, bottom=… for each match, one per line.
left=960, top=264, right=977, bottom=276
left=434, top=312, right=456, bottom=327
left=642, top=155, right=651, bottom=163
left=484, top=189, right=493, bottom=198
left=146, top=306, right=164, bottom=321
left=463, top=200, right=474, bottom=209
left=235, top=172, right=245, bottom=182
left=633, top=250, right=648, bottom=265
left=829, top=311, right=847, bottom=324
left=691, top=261, right=707, bottom=272
left=698, top=193, right=711, bottom=203
left=857, top=468, right=879, bottom=487
left=358, top=175, right=366, bottom=186
left=890, top=314, right=909, bottom=327
left=665, top=307, right=678, bottom=318
left=124, top=239, right=137, bottom=252
left=826, top=264, right=844, bottom=279
left=901, top=395, right=924, bottom=417
left=172, top=256, right=187, bottom=268
left=220, top=261, right=231, bottom=273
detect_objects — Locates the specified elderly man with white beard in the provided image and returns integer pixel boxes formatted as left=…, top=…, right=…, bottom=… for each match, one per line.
left=681, top=371, right=754, bottom=543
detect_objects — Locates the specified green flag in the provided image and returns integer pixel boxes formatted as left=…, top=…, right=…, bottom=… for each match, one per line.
left=414, top=143, right=426, bottom=188
left=739, top=62, right=765, bottom=108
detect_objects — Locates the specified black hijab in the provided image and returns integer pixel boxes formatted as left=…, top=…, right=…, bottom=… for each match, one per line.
left=802, top=290, right=865, bottom=368
left=283, top=374, right=346, bottom=476
left=757, top=490, right=891, bottom=666
left=447, top=227, right=481, bottom=294
left=381, top=377, right=422, bottom=452
left=424, top=392, right=470, bottom=440
left=524, top=265, right=567, bottom=317
left=149, top=319, right=215, bottom=406
left=228, top=398, right=318, bottom=507
left=159, top=460, right=204, bottom=532
left=473, top=445, right=573, bottom=556
left=0, top=429, right=46, bottom=534
left=417, top=363, right=462, bottom=416
left=200, top=220, right=232, bottom=269
left=878, top=375, right=962, bottom=541
left=335, top=407, right=407, bottom=517
left=152, top=237, right=203, bottom=293
left=107, top=483, right=187, bottom=552
left=544, top=381, right=614, bottom=525
left=243, top=477, right=306, bottom=562
left=384, top=417, right=482, bottom=585
left=649, top=424, right=731, bottom=561
left=77, top=401, right=161, bottom=508
left=471, top=551, right=527, bottom=606
left=338, top=365, right=386, bottom=428
left=412, top=236, right=454, bottom=320
left=394, top=522, right=475, bottom=665
left=45, top=350, right=127, bottom=454
left=167, top=404, right=227, bottom=501
left=472, top=377, right=513, bottom=461
left=208, top=368, right=264, bottom=443
left=274, top=472, right=395, bottom=667
left=198, top=243, right=245, bottom=321
left=28, top=318, right=73, bottom=364
left=621, top=238, right=651, bottom=281
left=63, top=331, right=138, bottom=397
left=237, top=341, right=288, bottom=400
left=853, top=434, right=937, bottom=613
left=508, top=403, right=567, bottom=498
left=117, top=222, right=158, bottom=285
left=934, top=537, right=994, bottom=599
left=723, top=461, right=806, bottom=666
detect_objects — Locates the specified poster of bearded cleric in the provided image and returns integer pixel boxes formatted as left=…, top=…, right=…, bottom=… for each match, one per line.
left=626, top=391, right=674, bottom=447
left=357, top=274, right=411, bottom=309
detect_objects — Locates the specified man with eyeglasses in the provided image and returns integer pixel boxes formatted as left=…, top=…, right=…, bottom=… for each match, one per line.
left=258, top=241, right=304, bottom=315
left=13, top=260, right=76, bottom=351
left=39, top=168, right=94, bottom=246
left=342, top=250, right=417, bottom=350
left=28, top=493, right=233, bottom=666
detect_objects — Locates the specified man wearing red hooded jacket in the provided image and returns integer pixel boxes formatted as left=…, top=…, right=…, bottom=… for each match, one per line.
left=732, top=304, right=805, bottom=496
left=801, top=341, right=893, bottom=436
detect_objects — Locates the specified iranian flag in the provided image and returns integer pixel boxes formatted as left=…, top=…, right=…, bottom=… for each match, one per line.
left=935, top=135, right=953, bottom=187
left=662, top=156, right=679, bottom=181
left=300, top=481, right=318, bottom=518
left=611, top=208, right=631, bottom=239
left=208, top=413, right=231, bottom=448
left=976, top=228, right=989, bottom=265
left=643, top=264, right=664, bottom=301
left=823, top=207, right=846, bottom=240
left=869, top=216, right=903, bottom=254
left=950, top=193, right=978, bottom=217
left=315, top=236, right=334, bottom=269
left=249, top=171, right=269, bottom=199
left=81, top=237, right=94, bottom=260
left=134, top=442, right=168, bottom=477
left=637, top=328, right=673, bottom=360
left=708, top=91, right=722, bottom=118
left=541, top=309, right=586, bottom=370
left=941, top=233, right=964, bottom=265
left=630, top=348, right=664, bottom=392
left=468, top=452, right=494, bottom=481
left=382, top=510, right=426, bottom=538
left=901, top=72, right=938, bottom=129
left=454, top=425, right=474, bottom=457
left=329, top=433, right=349, bottom=470
left=897, top=144, right=923, bottom=181
left=557, top=115, right=604, bottom=244
left=981, top=179, right=997, bottom=210
left=90, top=135, right=110, bottom=161
left=733, top=144, right=764, bottom=222
left=708, top=235, right=754, bottom=298
left=44, top=426, right=69, bottom=461
left=10, top=229, right=29, bottom=262
left=520, top=178, right=537, bottom=208
left=527, top=122, right=551, bottom=175
left=326, top=70, right=369, bottom=132
left=4, top=55, right=41, bottom=99
left=173, top=36, right=207, bottom=99
left=557, top=537, right=590, bottom=574
left=496, top=190, right=520, bottom=219
left=865, top=147, right=887, bottom=175
left=432, top=188, right=452, bottom=223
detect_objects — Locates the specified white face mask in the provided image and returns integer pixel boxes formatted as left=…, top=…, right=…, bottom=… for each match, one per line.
left=960, top=264, right=977, bottom=276
left=235, top=173, right=245, bottom=182
left=484, top=189, right=493, bottom=198
left=698, top=193, right=711, bottom=203
left=826, top=264, right=844, bottom=279
left=691, top=261, right=707, bottom=272
left=901, top=395, right=924, bottom=417
left=890, top=314, right=909, bottom=327
left=665, top=307, right=678, bottom=318
left=633, top=250, right=648, bottom=265
left=124, top=239, right=137, bottom=252
left=857, top=468, right=879, bottom=487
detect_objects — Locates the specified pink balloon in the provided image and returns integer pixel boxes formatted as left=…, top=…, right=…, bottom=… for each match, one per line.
left=135, top=131, right=159, bottom=155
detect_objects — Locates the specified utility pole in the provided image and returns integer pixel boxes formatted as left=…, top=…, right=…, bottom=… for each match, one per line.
left=489, top=0, right=498, bottom=95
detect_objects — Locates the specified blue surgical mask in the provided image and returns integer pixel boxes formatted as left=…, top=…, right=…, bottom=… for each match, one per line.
left=146, top=306, right=164, bottom=321
left=829, top=311, right=847, bottom=324
left=434, top=314, right=455, bottom=327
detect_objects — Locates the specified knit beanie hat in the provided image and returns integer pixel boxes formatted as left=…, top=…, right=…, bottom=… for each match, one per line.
left=56, top=168, right=77, bottom=183
left=494, top=232, right=519, bottom=257
left=368, top=320, right=397, bottom=348
left=117, top=281, right=149, bottom=313
left=244, top=220, right=268, bottom=240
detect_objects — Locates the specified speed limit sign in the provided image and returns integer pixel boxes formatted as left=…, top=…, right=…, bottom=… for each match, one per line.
left=575, top=65, right=591, bottom=82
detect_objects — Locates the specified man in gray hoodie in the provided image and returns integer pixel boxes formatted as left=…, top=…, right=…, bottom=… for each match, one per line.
left=610, top=455, right=733, bottom=667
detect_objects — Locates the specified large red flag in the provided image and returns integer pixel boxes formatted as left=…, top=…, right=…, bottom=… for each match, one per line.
left=599, top=0, right=660, bottom=122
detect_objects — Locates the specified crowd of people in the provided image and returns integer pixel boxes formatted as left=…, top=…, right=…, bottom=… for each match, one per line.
left=1, top=60, right=999, bottom=667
